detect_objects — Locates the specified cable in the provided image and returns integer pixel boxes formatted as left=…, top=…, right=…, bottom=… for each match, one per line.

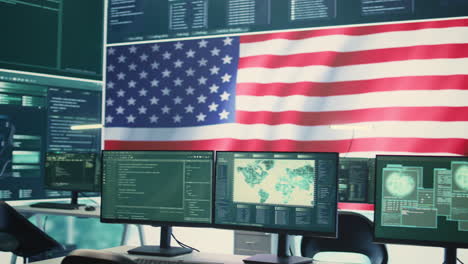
left=343, top=128, right=356, bottom=158
left=289, top=246, right=293, bottom=256
left=42, top=216, right=49, bottom=232
left=0, top=159, right=11, bottom=178
left=171, top=233, right=200, bottom=252
left=442, top=258, right=465, bottom=264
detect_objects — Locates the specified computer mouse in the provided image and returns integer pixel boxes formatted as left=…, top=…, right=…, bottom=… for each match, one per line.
left=62, top=249, right=136, bottom=264
left=84, top=205, right=96, bottom=211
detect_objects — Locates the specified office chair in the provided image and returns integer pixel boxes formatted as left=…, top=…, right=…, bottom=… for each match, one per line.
left=301, top=211, right=388, bottom=264
left=0, top=201, right=62, bottom=259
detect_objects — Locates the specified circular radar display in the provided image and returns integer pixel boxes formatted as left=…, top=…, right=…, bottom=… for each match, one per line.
left=454, top=165, right=468, bottom=191
left=385, top=172, right=416, bottom=198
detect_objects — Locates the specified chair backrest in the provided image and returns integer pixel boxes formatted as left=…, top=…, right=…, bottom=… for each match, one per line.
left=0, top=201, right=62, bottom=257
left=0, top=232, right=19, bottom=252
left=301, top=211, right=388, bottom=264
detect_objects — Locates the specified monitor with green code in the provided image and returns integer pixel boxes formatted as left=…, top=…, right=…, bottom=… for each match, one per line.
left=101, top=150, right=213, bottom=226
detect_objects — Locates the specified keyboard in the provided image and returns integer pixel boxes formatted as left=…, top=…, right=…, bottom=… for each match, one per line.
left=135, top=258, right=222, bottom=264
left=30, top=202, right=80, bottom=210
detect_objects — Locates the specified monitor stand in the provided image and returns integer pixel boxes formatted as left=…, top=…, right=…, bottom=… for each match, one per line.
left=444, top=247, right=457, bottom=264
left=128, top=226, right=192, bottom=257
left=70, top=191, right=81, bottom=206
left=243, top=233, right=312, bottom=264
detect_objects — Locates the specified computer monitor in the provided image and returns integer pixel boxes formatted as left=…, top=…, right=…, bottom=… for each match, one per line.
left=0, top=70, right=102, bottom=202
left=0, top=0, right=103, bottom=80
left=44, top=152, right=101, bottom=205
left=214, top=151, right=338, bottom=264
left=101, top=150, right=214, bottom=257
left=338, top=158, right=375, bottom=207
left=374, top=155, right=468, bottom=264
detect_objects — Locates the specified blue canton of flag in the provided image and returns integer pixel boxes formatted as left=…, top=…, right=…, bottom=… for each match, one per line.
left=105, top=37, right=239, bottom=128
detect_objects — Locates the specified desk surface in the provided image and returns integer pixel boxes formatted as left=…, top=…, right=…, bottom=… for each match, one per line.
left=14, top=204, right=100, bottom=218
left=32, top=245, right=249, bottom=264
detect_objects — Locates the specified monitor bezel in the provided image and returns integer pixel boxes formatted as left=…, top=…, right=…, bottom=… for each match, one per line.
left=373, top=154, right=468, bottom=249
left=212, top=151, right=339, bottom=238
left=43, top=151, right=101, bottom=193
left=100, top=149, right=215, bottom=228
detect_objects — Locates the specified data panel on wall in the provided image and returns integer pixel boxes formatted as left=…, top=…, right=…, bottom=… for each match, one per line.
left=107, top=0, right=468, bottom=44
left=0, top=71, right=102, bottom=200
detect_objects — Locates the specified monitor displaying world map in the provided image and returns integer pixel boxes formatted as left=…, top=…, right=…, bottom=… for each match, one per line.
left=214, top=151, right=338, bottom=236
left=233, top=159, right=315, bottom=207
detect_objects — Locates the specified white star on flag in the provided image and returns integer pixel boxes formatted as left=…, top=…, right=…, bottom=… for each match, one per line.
left=161, top=87, right=171, bottom=96
left=161, top=105, right=171, bottom=114
left=185, top=104, right=194, bottom=113
left=209, top=84, right=219, bottom=93
left=174, top=42, right=184, bottom=50
left=197, top=94, right=207, bottom=103
left=116, top=106, right=124, bottom=114
left=198, top=39, right=208, bottom=48
left=196, top=112, right=206, bottom=122
left=219, top=110, right=229, bottom=120
left=150, top=97, right=159, bottom=105
left=223, top=37, right=233, bottom=46
left=186, top=87, right=195, bottom=95
left=140, top=53, right=148, bottom=61
left=221, top=73, right=231, bottom=83
left=117, top=89, right=125, bottom=97
left=138, top=106, right=147, bottom=114
left=208, top=102, right=219, bottom=112
left=149, top=115, right=158, bottom=123
left=210, top=47, right=220, bottom=56
left=162, top=51, right=171, bottom=60
left=210, top=66, right=220, bottom=75
left=139, top=89, right=148, bottom=96
left=186, top=49, right=196, bottom=58
left=173, top=114, right=182, bottom=123
left=127, top=97, right=136, bottom=105
left=126, top=114, right=136, bottom=123
left=151, top=44, right=160, bottom=51
left=151, top=79, right=159, bottom=87
left=222, top=55, right=233, bottom=64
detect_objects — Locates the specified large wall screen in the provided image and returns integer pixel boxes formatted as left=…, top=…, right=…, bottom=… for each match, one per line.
left=0, top=0, right=103, bottom=79
left=0, top=71, right=102, bottom=200
left=107, top=0, right=468, bottom=44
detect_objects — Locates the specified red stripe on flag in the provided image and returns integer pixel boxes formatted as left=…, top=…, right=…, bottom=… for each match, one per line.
left=338, top=203, right=375, bottom=211
left=240, top=18, right=468, bottom=43
left=238, top=44, right=468, bottom=68
left=104, top=138, right=468, bottom=155
left=236, top=75, right=468, bottom=97
left=236, top=107, right=468, bottom=125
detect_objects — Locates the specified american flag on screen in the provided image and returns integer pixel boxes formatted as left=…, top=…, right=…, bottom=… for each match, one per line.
left=104, top=18, right=468, bottom=156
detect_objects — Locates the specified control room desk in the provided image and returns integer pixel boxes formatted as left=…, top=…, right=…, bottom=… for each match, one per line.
left=14, top=205, right=145, bottom=245
left=31, top=245, right=249, bottom=264
left=14, top=204, right=101, bottom=218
